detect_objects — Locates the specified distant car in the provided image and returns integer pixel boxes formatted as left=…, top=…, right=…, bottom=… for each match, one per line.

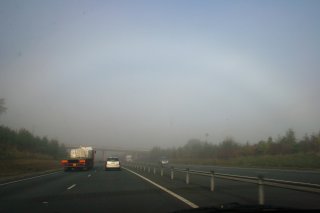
left=105, top=157, right=121, bottom=170
left=159, top=157, right=169, bottom=166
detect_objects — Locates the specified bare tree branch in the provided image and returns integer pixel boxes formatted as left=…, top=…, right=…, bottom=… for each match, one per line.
left=0, top=98, right=7, bottom=115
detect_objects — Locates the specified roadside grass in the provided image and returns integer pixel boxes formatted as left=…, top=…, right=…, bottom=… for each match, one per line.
left=0, top=146, right=54, bottom=160
left=0, top=159, right=61, bottom=178
left=0, top=148, right=61, bottom=179
left=171, top=153, right=320, bottom=170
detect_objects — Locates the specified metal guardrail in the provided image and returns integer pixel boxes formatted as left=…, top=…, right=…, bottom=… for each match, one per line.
left=126, top=163, right=320, bottom=205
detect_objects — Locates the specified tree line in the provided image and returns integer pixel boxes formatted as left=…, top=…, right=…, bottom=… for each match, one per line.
left=0, top=125, right=67, bottom=159
left=148, top=129, right=320, bottom=161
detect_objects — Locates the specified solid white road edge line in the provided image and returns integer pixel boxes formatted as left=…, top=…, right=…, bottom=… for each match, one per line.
left=123, top=167, right=199, bottom=209
left=67, top=184, right=76, bottom=190
left=0, top=171, right=62, bottom=186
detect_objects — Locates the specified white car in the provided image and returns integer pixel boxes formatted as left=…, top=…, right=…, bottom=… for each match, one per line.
left=159, top=158, right=169, bottom=165
left=105, top=157, right=121, bottom=170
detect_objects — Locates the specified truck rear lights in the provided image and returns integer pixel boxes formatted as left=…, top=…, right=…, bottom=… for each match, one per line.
left=61, top=160, right=68, bottom=164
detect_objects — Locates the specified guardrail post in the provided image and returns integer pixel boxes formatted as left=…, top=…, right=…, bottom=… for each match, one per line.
left=153, top=167, right=156, bottom=175
left=171, top=166, right=174, bottom=180
left=143, top=166, right=146, bottom=172
left=210, top=170, right=215, bottom=192
left=186, top=168, right=190, bottom=184
left=161, top=166, right=164, bottom=176
left=258, top=175, right=265, bottom=205
left=148, top=167, right=150, bottom=173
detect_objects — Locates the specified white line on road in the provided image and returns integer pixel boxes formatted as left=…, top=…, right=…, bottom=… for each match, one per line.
left=67, top=184, right=76, bottom=190
left=88, top=174, right=91, bottom=178
left=0, top=171, right=62, bottom=187
left=123, top=167, right=199, bottom=209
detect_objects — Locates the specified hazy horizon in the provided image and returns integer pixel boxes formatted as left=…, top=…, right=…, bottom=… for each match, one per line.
left=1, top=0, right=320, bottom=150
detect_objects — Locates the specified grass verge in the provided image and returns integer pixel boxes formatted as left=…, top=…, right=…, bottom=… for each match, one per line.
left=171, top=153, right=320, bottom=170
left=0, top=158, right=61, bottom=181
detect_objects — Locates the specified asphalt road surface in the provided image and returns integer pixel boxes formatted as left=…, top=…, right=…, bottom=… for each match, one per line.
left=1, top=163, right=320, bottom=213
left=125, top=163, right=320, bottom=210
left=0, top=165, right=190, bottom=213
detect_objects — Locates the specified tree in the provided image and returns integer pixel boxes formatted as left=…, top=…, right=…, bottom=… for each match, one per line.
left=256, top=140, right=269, bottom=155
left=285, top=129, right=296, bottom=144
left=0, top=98, right=6, bottom=116
left=217, top=137, right=240, bottom=159
left=183, top=139, right=204, bottom=158
left=278, top=129, right=297, bottom=154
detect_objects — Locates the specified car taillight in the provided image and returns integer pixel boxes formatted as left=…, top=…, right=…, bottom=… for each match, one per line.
left=79, top=159, right=86, bottom=163
left=61, top=160, right=68, bottom=164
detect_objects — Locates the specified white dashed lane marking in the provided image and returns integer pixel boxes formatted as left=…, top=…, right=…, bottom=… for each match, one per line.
left=67, top=184, right=76, bottom=190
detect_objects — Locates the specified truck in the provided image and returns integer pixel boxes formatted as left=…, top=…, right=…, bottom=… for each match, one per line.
left=61, top=146, right=95, bottom=171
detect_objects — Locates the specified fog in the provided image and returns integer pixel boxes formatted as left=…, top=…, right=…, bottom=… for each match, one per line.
left=1, top=1, right=320, bottom=150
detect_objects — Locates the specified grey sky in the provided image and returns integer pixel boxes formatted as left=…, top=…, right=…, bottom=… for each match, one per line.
left=1, top=0, right=319, bottom=149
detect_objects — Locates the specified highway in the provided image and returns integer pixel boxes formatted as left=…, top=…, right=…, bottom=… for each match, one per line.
left=126, top=163, right=320, bottom=209
left=1, top=163, right=320, bottom=212
left=0, top=165, right=190, bottom=213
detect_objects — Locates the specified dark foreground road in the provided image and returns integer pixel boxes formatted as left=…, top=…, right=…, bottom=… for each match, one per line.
left=0, top=166, right=190, bottom=213
left=125, top=163, right=320, bottom=210
left=1, top=164, right=320, bottom=213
